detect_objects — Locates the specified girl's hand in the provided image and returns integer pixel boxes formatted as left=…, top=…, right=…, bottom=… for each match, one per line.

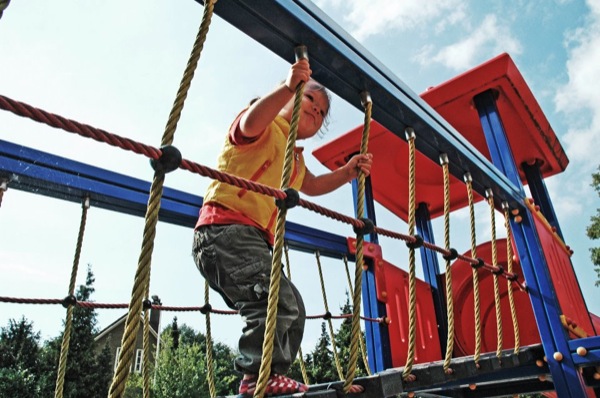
left=285, top=59, right=311, bottom=92
left=345, top=153, right=373, bottom=179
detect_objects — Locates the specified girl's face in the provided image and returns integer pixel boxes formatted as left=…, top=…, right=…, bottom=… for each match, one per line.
left=280, top=89, right=329, bottom=139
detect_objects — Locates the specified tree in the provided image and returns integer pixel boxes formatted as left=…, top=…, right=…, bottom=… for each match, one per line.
left=37, top=265, right=113, bottom=398
left=587, top=165, right=600, bottom=286
left=0, top=317, right=42, bottom=398
left=335, top=292, right=368, bottom=378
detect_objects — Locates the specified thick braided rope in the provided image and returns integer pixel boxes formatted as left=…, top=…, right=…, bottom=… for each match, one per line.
left=142, top=305, right=151, bottom=398
left=441, top=158, right=454, bottom=373
left=402, top=131, right=418, bottom=380
left=465, top=175, right=482, bottom=365
left=504, top=205, right=520, bottom=354
left=342, top=97, right=371, bottom=393
left=283, top=244, right=310, bottom=386
left=108, top=3, right=216, bottom=396
left=342, top=255, right=371, bottom=375
left=487, top=193, right=503, bottom=360
left=315, top=250, right=344, bottom=380
left=0, top=0, right=10, bottom=19
left=254, top=80, right=305, bottom=398
left=402, top=128, right=417, bottom=380
left=54, top=197, right=89, bottom=398
left=204, top=280, right=217, bottom=397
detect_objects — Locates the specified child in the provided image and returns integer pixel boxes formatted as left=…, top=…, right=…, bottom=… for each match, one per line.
left=192, top=58, right=372, bottom=396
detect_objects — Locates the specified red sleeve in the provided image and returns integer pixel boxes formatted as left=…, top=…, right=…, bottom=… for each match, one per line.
left=229, top=109, right=261, bottom=146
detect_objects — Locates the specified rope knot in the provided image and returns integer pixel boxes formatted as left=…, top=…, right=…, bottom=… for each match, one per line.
left=62, top=294, right=77, bottom=308
left=472, top=258, right=485, bottom=269
left=353, top=218, right=374, bottom=235
left=405, top=234, right=423, bottom=249
left=275, top=188, right=300, bottom=210
left=508, top=272, right=519, bottom=281
left=150, top=145, right=182, bottom=174
left=492, top=265, right=505, bottom=276
left=200, top=303, right=212, bottom=314
left=443, top=248, right=458, bottom=261
left=322, top=311, right=332, bottom=320
left=142, top=299, right=153, bottom=310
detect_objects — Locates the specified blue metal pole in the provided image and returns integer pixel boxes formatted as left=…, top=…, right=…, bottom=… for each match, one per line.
left=474, top=89, right=588, bottom=397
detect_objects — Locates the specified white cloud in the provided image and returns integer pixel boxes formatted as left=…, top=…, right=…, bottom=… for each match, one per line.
left=555, top=0, right=600, bottom=166
left=316, top=0, right=465, bottom=41
left=419, top=14, right=522, bottom=71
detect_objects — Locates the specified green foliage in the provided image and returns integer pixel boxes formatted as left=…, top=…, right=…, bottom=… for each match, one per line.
left=0, top=367, right=40, bottom=398
left=587, top=166, right=600, bottom=286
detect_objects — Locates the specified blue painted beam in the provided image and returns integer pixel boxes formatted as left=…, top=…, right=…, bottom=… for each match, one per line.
left=0, top=139, right=351, bottom=258
left=194, top=0, right=525, bottom=210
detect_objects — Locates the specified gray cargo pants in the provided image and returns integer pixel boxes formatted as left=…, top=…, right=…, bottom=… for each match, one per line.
left=192, top=224, right=305, bottom=375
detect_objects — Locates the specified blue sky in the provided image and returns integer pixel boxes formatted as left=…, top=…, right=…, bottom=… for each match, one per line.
left=1, top=0, right=599, bottom=355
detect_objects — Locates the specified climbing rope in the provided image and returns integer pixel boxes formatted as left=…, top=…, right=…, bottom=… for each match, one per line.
left=503, top=203, right=520, bottom=354
left=142, top=299, right=151, bottom=398
left=203, top=280, right=217, bottom=397
left=108, top=2, right=217, bottom=396
left=342, top=91, right=371, bottom=394
left=54, top=196, right=90, bottom=398
left=254, top=46, right=307, bottom=398
left=402, top=128, right=418, bottom=381
left=342, top=255, right=371, bottom=375
left=284, top=243, right=310, bottom=386
left=486, top=190, right=503, bottom=361
left=440, top=155, right=455, bottom=374
left=315, top=250, right=345, bottom=380
left=464, top=173, right=482, bottom=366
left=0, top=0, right=10, bottom=19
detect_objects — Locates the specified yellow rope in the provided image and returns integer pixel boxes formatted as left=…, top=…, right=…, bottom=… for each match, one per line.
left=487, top=190, right=503, bottom=361
left=283, top=243, right=310, bottom=386
left=108, top=3, right=216, bottom=396
left=402, top=129, right=418, bottom=381
left=440, top=156, right=454, bottom=374
left=142, top=301, right=151, bottom=398
left=503, top=203, right=520, bottom=354
left=204, top=280, right=217, bottom=397
left=464, top=174, right=482, bottom=366
left=54, top=196, right=90, bottom=398
left=315, top=250, right=344, bottom=380
left=342, top=255, right=370, bottom=375
left=342, top=93, right=371, bottom=393
left=254, top=66, right=305, bottom=398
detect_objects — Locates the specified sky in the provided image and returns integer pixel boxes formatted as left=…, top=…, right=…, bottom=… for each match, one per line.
left=1, top=0, right=599, bottom=360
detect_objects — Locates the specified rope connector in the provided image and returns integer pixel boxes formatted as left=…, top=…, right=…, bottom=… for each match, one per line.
left=472, top=258, right=485, bottom=269
left=62, top=294, right=77, bottom=308
left=405, top=127, right=416, bottom=140
left=439, top=153, right=449, bottom=165
left=142, top=299, right=153, bottom=310
left=485, top=188, right=494, bottom=199
left=323, top=311, right=332, bottom=320
left=353, top=217, right=375, bottom=235
left=508, top=272, right=519, bottom=281
left=406, top=234, right=423, bottom=249
left=275, top=188, right=300, bottom=210
left=492, top=265, right=505, bottom=276
left=443, top=248, right=459, bottom=261
left=360, top=91, right=372, bottom=108
left=294, top=45, right=308, bottom=61
left=463, top=172, right=472, bottom=183
left=150, top=145, right=182, bottom=174
left=200, top=303, right=212, bottom=314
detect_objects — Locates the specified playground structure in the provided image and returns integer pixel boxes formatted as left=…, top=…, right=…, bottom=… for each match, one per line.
left=1, top=1, right=600, bottom=397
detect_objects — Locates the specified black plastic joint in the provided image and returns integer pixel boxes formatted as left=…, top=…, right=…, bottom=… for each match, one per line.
left=275, top=188, right=300, bottom=210
left=150, top=145, right=182, bottom=174
left=62, top=294, right=77, bottom=308
left=443, top=248, right=459, bottom=261
left=142, top=299, right=153, bottom=310
left=492, top=265, right=505, bottom=276
left=323, top=311, right=332, bottom=320
left=353, top=218, right=375, bottom=235
left=406, top=234, right=423, bottom=249
left=472, top=258, right=485, bottom=269
left=508, top=272, right=519, bottom=281
left=200, top=303, right=212, bottom=314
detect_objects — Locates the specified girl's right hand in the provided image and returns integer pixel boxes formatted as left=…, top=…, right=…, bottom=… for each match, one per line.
left=285, top=58, right=311, bottom=92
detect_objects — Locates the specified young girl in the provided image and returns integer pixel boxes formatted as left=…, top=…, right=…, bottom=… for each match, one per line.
left=192, top=58, right=371, bottom=396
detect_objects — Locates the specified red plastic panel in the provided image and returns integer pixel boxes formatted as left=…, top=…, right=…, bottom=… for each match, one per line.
left=450, top=239, right=540, bottom=357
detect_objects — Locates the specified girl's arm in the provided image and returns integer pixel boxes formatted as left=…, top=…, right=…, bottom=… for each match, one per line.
left=239, top=59, right=311, bottom=138
left=300, top=153, right=373, bottom=196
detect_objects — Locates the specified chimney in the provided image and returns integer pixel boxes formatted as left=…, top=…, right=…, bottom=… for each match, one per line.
left=150, top=295, right=162, bottom=333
